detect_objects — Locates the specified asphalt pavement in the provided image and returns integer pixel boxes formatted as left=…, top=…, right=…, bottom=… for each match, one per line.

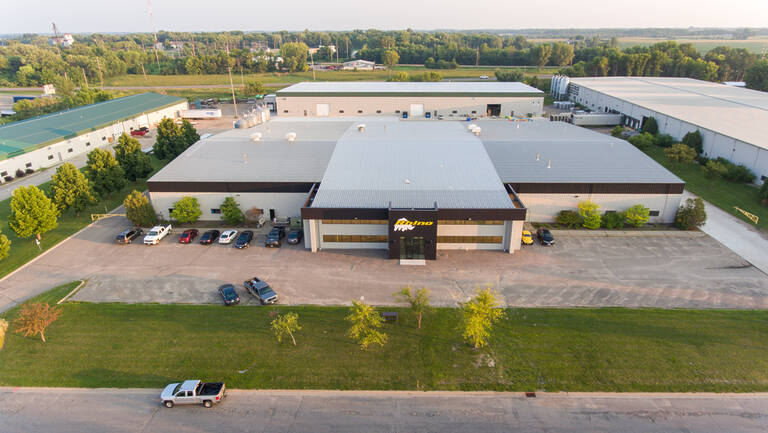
left=1, top=388, right=767, bottom=433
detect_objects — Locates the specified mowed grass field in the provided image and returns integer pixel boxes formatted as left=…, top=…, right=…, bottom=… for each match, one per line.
left=2, top=283, right=768, bottom=392
left=0, top=155, right=167, bottom=280
left=103, top=66, right=559, bottom=88
left=640, top=145, right=768, bottom=232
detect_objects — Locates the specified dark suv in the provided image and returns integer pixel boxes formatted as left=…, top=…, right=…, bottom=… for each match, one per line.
left=537, top=228, right=555, bottom=246
left=244, top=278, right=278, bottom=304
left=265, top=227, right=285, bottom=248
left=116, top=228, right=143, bottom=244
left=234, top=230, right=254, bottom=249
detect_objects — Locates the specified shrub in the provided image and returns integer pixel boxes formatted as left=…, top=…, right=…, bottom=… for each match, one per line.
left=664, top=143, right=697, bottom=164
left=702, top=160, right=728, bottom=180
left=760, top=180, right=768, bottom=206
left=15, top=169, right=25, bottom=178
left=628, top=132, right=655, bottom=149
left=654, top=133, right=675, bottom=148
left=601, top=211, right=626, bottom=229
left=640, top=116, right=659, bottom=135
left=555, top=210, right=582, bottom=228
left=625, top=204, right=651, bottom=228
left=220, top=196, right=244, bottom=225
left=675, top=197, right=707, bottom=230
left=170, top=196, right=202, bottom=224
left=495, top=69, right=525, bottom=82
left=715, top=158, right=756, bottom=183
left=682, top=130, right=703, bottom=154
left=610, top=125, right=625, bottom=138
left=3, top=176, right=13, bottom=182
left=25, top=168, right=34, bottom=174
left=578, top=200, right=601, bottom=229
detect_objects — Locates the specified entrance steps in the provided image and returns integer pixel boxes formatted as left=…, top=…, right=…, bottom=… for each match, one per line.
left=399, top=259, right=426, bottom=266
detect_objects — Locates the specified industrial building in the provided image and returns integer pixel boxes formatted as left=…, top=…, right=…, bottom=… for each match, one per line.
left=0, top=93, right=187, bottom=182
left=565, top=77, right=768, bottom=181
left=148, top=117, right=683, bottom=261
left=275, top=82, right=544, bottom=118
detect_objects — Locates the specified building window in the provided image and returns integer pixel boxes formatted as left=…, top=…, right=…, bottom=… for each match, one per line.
left=452, top=110, right=458, bottom=114
left=86, top=142, right=91, bottom=146
left=322, top=219, right=387, bottom=225
left=168, top=208, right=174, bottom=215
left=323, top=235, right=387, bottom=243
left=604, top=210, right=616, bottom=214
left=437, top=236, right=502, bottom=244
left=357, top=110, right=363, bottom=113
left=102, top=136, right=106, bottom=141
left=25, top=162, right=32, bottom=168
left=339, top=110, right=344, bottom=113
left=376, top=110, right=381, bottom=114
left=649, top=211, right=660, bottom=217
left=211, top=208, right=221, bottom=214
left=762, top=175, right=767, bottom=181
left=471, top=110, right=477, bottom=114
left=48, top=155, right=54, bottom=160
left=0, top=171, right=7, bottom=177
left=437, top=220, right=504, bottom=225
left=395, top=110, right=400, bottom=114
left=67, top=148, right=73, bottom=153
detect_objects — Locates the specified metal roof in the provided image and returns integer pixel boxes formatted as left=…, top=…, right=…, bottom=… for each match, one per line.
left=479, top=120, right=683, bottom=184
left=0, top=92, right=185, bottom=160
left=569, top=77, right=768, bottom=150
left=148, top=119, right=351, bottom=183
left=276, top=81, right=544, bottom=98
left=311, top=121, right=515, bottom=209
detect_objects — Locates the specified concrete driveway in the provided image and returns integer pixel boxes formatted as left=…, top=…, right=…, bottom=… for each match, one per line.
left=2, top=215, right=768, bottom=311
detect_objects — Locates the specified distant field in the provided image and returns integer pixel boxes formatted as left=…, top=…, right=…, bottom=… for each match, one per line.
left=104, top=66, right=557, bottom=88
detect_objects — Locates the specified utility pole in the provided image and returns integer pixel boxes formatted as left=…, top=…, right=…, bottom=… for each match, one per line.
left=81, top=68, right=89, bottom=88
left=95, top=57, right=104, bottom=87
left=147, top=0, right=160, bottom=68
left=226, top=44, right=239, bottom=119
left=309, top=50, right=316, bottom=80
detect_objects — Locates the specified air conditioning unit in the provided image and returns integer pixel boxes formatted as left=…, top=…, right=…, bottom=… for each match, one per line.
left=286, top=132, right=297, bottom=142
left=357, top=124, right=366, bottom=132
left=250, top=132, right=262, bottom=141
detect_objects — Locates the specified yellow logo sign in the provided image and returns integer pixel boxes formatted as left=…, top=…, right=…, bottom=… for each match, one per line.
left=393, top=218, right=434, bottom=231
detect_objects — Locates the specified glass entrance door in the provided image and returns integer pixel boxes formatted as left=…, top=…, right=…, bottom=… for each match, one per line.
left=400, top=237, right=425, bottom=260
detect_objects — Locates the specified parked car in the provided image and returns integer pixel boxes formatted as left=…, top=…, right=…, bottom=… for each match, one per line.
left=160, top=380, right=226, bottom=408
left=521, top=230, right=534, bottom=245
left=243, top=278, right=278, bottom=305
left=479, top=75, right=489, bottom=80
left=286, top=229, right=303, bottom=245
left=143, top=225, right=172, bottom=245
left=115, top=228, right=143, bottom=244
left=265, top=227, right=285, bottom=248
left=218, top=284, right=240, bottom=306
left=234, top=230, right=254, bottom=249
left=199, top=229, right=220, bottom=244
left=130, top=127, right=149, bottom=136
left=537, top=228, right=555, bottom=246
left=218, top=230, right=238, bottom=244
left=178, top=229, right=199, bottom=244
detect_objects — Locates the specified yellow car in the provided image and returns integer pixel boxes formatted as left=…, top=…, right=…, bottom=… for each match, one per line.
left=521, top=230, right=534, bottom=245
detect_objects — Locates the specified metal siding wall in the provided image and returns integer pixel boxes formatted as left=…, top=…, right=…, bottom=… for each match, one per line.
left=149, top=192, right=308, bottom=221
left=517, top=193, right=681, bottom=224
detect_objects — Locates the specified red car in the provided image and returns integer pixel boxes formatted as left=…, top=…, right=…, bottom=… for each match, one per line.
left=178, top=229, right=199, bottom=243
left=130, top=127, right=149, bottom=136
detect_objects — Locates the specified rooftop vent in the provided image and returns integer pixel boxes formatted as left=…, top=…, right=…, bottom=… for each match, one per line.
left=250, top=132, right=262, bottom=141
left=547, top=160, right=551, bottom=169
left=472, top=127, right=481, bottom=136
left=536, top=152, right=540, bottom=161
left=357, top=124, right=366, bottom=132
left=286, top=132, right=297, bottom=142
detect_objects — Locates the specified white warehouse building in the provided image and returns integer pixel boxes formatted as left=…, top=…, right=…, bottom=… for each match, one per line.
left=275, top=81, right=544, bottom=119
left=0, top=93, right=187, bottom=182
left=568, top=77, right=768, bottom=181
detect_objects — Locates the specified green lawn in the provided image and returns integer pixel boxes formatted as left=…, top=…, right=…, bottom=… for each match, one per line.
left=640, top=145, right=767, bottom=231
left=2, top=284, right=768, bottom=391
left=0, top=156, right=167, bottom=280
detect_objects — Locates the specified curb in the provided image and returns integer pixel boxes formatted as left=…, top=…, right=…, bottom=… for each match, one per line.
left=57, top=280, right=85, bottom=305
left=548, top=230, right=705, bottom=238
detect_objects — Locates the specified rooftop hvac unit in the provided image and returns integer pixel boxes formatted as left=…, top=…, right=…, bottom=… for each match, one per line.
left=286, top=132, right=297, bottom=142
left=250, top=132, right=262, bottom=141
left=472, top=127, right=481, bottom=136
left=357, top=124, right=366, bottom=132
left=467, top=124, right=477, bottom=132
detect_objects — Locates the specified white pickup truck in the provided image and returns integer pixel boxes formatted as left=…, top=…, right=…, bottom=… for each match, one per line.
left=160, top=380, right=226, bottom=408
left=143, top=224, right=172, bottom=245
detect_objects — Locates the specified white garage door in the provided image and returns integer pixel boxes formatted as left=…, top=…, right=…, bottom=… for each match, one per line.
left=409, top=104, right=425, bottom=117
left=316, top=103, right=330, bottom=117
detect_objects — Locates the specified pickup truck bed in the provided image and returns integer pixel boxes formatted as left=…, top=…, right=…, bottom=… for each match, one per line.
left=198, top=382, right=224, bottom=396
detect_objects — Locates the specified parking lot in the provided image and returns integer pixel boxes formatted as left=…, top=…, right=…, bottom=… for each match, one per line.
left=2, top=215, right=768, bottom=311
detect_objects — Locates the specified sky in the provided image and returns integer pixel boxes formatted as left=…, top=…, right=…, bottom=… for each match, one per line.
left=3, top=0, right=768, bottom=34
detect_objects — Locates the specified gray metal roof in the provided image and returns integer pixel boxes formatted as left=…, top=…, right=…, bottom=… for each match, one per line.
left=277, top=81, right=543, bottom=97
left=148, top=119, right=351, bottom=183
left=479, top=120, right=683, bottom=184
left=569, top=77, right=768, bottom=150
left=311, top=120, right=515, bottom=209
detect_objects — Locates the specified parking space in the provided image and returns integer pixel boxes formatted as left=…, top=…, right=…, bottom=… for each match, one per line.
left=2, top=215, right=768, bottom=311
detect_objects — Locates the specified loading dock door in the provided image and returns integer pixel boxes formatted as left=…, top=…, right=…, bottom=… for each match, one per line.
left=409, top=104, right=425, bottom=117
left=316, top=103, right=330, bottom=117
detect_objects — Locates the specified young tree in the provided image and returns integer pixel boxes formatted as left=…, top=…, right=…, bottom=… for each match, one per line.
left=610, top=125, right=625, bottom=138
left=170, top=196, right=202, bottom=223
left=0, top=232, right=10, bottom=261
left=494, top=69, right=525, bottom=82
left=124, top=190, right=157, bottom=227
left=702, top=160, right=728, bottom=181
left=244, top=79, right=266, bottom=97
left=460, top=287, right=506, bottom=349
left=394, top=286, right=431, bottom=329
left=578, top=200, right=601, bottom=229
left=180, top=119, right=200, bottom=148
left=745, top=59, right=768, bottom=92
left=664, top=143, right=697, bottom=164
left=654, top=133, right=675, bottom=148
left=382, top=49, right=399, bottom=76
left=220, top=196, right=244, bottom=225
left=271, top=312, right=301, bottom=346
left=114, top=133, right=152, bottom=181
left=13, top=302, right=62, bottom=343
left=760, top=179, right=768, bottom=206
left=624, top=204, right=650, bottom=228
left=50, top=163, right=97, bottom=215
left=346, top=300, right=387, bottom=350
left=0, top=318, right=7, bottom=350
left=555, top=210, right=583, bottom=228
left=675, top=197, right=707, bottom=230
left=601, top=211, right=626, bottom=229
left=640, top=116, right=659, bottom=135
left=628, top=132, right=655, bottom=149
left=682, top=130, right=704, bottom=154
left=388, top=71, right=409, bottom=82
left=9, top=185, right=59, bottom=241
left=280, top=42, right=310, bottom=72
left=153, top=118, right=183, bottom=160
left=85, top=148, right=126, bottom=197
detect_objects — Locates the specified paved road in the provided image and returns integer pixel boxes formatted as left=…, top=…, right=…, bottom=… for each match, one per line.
left=684, top=191, right=768, bottom=276
left=1, top=388, right=767, bottom=433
